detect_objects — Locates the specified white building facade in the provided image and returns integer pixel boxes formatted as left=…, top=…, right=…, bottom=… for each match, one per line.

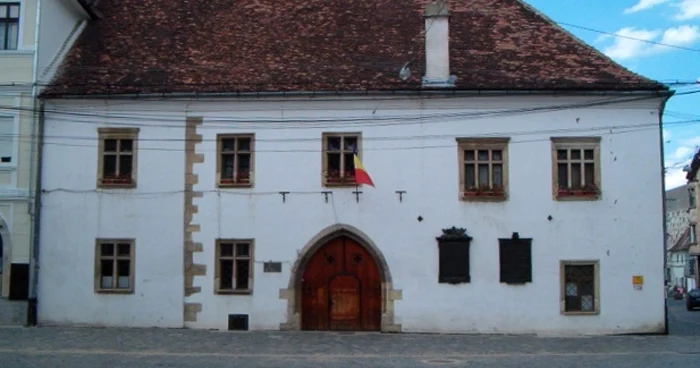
left=37, top=94, right=668, bottom=335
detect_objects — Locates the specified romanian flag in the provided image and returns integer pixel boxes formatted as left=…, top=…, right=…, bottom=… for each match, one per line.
left=353, top=154, right=375, bottom=187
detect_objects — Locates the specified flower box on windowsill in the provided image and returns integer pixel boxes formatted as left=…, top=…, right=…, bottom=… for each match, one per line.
left=219, top=174, right=252, bottom=187
left=325, top=173, right=357, bottom=186
left=462, top=188, right=506, bottom=201
left=101, top=176, right=135, bottom=188
left=557, top=187, right=600, bottom=200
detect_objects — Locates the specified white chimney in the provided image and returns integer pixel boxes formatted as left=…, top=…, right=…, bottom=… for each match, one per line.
left=423, top=0, right=456, bottom=87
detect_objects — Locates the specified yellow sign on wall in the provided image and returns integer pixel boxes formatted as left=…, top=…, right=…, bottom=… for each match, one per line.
left=633, top=275, right=643, bottom=290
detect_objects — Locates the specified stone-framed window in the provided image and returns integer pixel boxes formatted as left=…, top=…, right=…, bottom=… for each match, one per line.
left=560, top=260, right=600, bottom=315
left=217, top=134, right=254, bottom=188
left=95, top=239, right=135, bottom=294
left=215, top=239, right=254, bottom=294
left=551, top=137, right=601, bottom=200
left=0, top=3, right=19, bottom=51
left=0, top=115, right=14, bottom=164
left=689, top=187, right=696, bottom=208
left=457, top=137, right=509, bottom=201
left=322, top=132, right=361, bottom=187
left=97, top=128, right=139, bottom=188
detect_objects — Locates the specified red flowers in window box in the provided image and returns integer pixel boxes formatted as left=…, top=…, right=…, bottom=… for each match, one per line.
left=326, top=170, right=356, bottom=184
left=464, top=185, right=505, bottom=198
left=557, top=184, right=600, bottom=198
left=220, top=172, right=251, bottom=185
left=102, top=174, right=132, bottom=185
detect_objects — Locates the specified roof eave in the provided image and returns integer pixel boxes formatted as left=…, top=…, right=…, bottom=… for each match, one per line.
left=75, top=0, right=101, bottom=20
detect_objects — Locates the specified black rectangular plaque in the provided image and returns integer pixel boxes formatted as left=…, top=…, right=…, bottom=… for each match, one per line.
left=263, top=262, right=282, bottom=273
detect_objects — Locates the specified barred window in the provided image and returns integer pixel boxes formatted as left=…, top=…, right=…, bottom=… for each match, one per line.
left=561, top=261, right=599, bottom=314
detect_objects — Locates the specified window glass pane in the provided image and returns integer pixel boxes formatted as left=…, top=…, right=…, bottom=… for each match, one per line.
left=104, top=139, right=118, bottom=152
left=10, top=5, right=20, bottom=18
left=492, top=164, right=503, bottom=188
left=117, top=276, right=129, bottom=289
left=478, top=164, right=489, bottom=187
left=571, top=163, right=581, bottom=189
left=119, top=155, right=133, bottom=176
left=221, top=155, right=234, bottom=179
left=0, top=6, right=6, bottom=16
left=344, top=153, right=354, bottom=174
left=584, top=149, right=594, bottom=160
left=237, top=154, right=250, bottom=175
left=117, top=260, right=130, bottom=277
left=101, top=243, right=114, bottom=256
left=557, top=164, right=568, bottom=189
left=343, top=136, right=358, bottom=152
left=571, top=150, right=581, bottom=160
left=327, top=137, right=341, bottom=151
left=117, top=243, right=130, bottom=256
left=120, top=139, right=133, bottom=152
left=327, top=153, right=340, bottom=176
left=464, top=150, right=475, bottom=162
left=101, top=260, right=114, bottom=277
left=465, top=164, right=475, bottom=189
left=221, top=138, right=235, bottom=152
left=557, top=149, right=568, bottom=160
left=235, top=260, right=250, bottom=289
left=103, top=155, right=117, bottom=177
left=236, top=243, right=250, bottom=257
left=492, top=150, right=502, bottom=161
left=220, top=243, right=233, bottom=257
left=7, top=23, right=18, bottom=50
left=478, top=150, right=489, bottom=161
left=238, top=137, right=251, bottom=151
left=0, top=26, right=6, bottom=51
left=220, top=260, right=233, bottom=289
left=584, top=163, right=595, bottom=187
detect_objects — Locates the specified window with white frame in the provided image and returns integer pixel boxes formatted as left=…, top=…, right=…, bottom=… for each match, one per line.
left=0, top=116, right=14, bottom=164
left=0, top=3, right=20, bottom=50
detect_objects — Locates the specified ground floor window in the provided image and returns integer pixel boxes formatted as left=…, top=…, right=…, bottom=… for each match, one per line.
left=561, top=260, right=600, bottom=314
left=95, top=239, right=135, bottom=293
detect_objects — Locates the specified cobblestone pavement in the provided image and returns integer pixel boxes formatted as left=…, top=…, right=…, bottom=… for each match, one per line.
left=1, top=301, right=699, bottom=367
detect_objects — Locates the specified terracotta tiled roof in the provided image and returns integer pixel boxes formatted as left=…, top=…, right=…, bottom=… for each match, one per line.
left=42, top=0, right=668, bottom=96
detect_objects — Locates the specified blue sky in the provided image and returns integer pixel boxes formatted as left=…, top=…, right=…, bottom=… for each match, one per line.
left=525, top=0, right=700, bottom=189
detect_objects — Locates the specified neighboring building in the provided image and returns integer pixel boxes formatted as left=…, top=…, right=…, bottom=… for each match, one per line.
left=0, top=0, right=95, bottom=325
left=686, top=149, right=700, bottom=288
left=36, top=0, right=671, bottom=335
left=667, top=228, right=694, bottom=291
left=665, top=184, right=692, bottom=287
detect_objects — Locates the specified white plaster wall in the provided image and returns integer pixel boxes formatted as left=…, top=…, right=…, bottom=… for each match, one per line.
left=38, top=103, right=185, bottom=327
left=39, top=95, right=666, bottom=335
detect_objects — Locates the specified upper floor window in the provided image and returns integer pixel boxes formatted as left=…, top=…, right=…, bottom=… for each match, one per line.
left=0, top=115, right=14, bottom=164
left=689, top=187, right=696, bottom=208
left=322, top=132, right=361, bottom=187
left=551, top=137, right=601, bottom=200
left=457, top=138, right=509, bottom=201
left=691, top=224, right=697, bottom=245
left=0, top=3, right=19, bottom=51
left=217, top=134, right=254, bottom=187
left=97, top=128, right=139, bottom=188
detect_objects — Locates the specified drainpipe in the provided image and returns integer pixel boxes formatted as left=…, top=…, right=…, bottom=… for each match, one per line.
left=26, top=0, right=43, bottom=327
left=26, top=99, right=44, bottom=327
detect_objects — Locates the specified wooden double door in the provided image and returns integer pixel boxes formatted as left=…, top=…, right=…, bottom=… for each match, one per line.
left=301, top=236, right=382, bottom=331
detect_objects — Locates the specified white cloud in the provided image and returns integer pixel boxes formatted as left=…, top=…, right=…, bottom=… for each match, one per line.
left=602, top=25, right=700, bottom=60
left=673, top=145, right=694, bottom=161
left=624, top=0, right=671, bottom=14
left=603, top=28, right=660, bottom=59
left=666, top=167, right=689, bottom=189
left=663, top=128, right=673, bottom=140
left=674, top=0, right=700, bottom=20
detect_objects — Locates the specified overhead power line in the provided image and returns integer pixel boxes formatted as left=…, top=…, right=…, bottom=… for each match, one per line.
left=558, top=22, right=700, bottom=53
